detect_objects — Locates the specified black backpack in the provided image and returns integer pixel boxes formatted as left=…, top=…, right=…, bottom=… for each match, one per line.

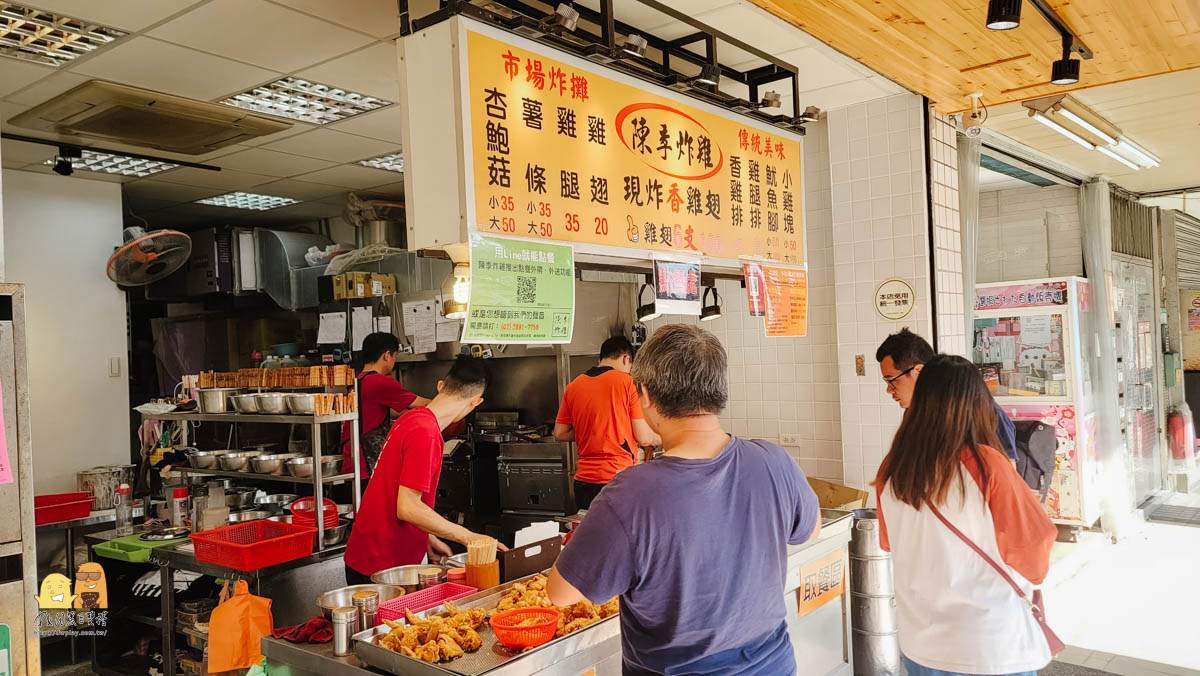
left=1013, top=421, right=1057, bottom=501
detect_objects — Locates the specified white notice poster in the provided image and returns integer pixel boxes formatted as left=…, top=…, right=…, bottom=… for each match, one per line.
left=436, top=321, right=462, bottom=343
left=317, top=312, right=347, bottom=344
left=1021, top=315, right=1052, bottom=348
left=351, top=306, right=373, bottom=351
left=374, top=316, right=392, bottom=334
left=402, top=301, right=436, bottom=354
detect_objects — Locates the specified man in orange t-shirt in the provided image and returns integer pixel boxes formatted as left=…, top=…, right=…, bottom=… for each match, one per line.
left=555, top=336, right=661, bottom=510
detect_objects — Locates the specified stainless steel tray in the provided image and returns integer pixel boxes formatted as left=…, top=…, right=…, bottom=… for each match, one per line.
left=352, top=574, right=618, bottom=676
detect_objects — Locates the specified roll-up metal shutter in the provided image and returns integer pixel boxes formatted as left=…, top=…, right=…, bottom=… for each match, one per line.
left=1177, top=212, right=1200, bottom=288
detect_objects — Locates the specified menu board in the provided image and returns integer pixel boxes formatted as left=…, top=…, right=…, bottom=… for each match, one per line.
left=465, top=28, right=804, bottom=264
left=763, top=265, right=808, bottom=337
left=463, top=234, right=575, bottom=344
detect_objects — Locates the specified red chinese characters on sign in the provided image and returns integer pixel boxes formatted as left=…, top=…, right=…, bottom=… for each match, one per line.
left=504, top=52, right=589, bottom=100
left=737, top=127, right=785, bottom=159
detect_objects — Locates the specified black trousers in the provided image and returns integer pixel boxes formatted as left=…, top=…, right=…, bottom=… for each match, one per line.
left=573, top=479, right=606, bottom=511
left=345, top=562, right=372, bottom=586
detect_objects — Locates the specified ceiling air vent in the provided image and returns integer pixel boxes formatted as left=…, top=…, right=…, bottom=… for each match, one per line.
left=10, top=80, right=292, bottom=155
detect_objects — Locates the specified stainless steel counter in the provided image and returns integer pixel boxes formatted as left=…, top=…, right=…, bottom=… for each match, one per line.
left=265, top=511, right=855, bottom=676
left=783, top=509, right=855, bottom=676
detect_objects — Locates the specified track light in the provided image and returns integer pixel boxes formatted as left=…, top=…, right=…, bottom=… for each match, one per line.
left=636, top=283, right=660, bottom=322
left=552, top=3, right=579, bottom=32
left=760, top=91, right=782, bottom=109
left=1051, top=57, right=1080, bottom=85
left=1030, top=111, right=1094, bottom=150
left=1097, top=146, right=1140, bottom=171
left=693, top=63, right=720, bottom=87
left=51, top=145, right=81, bottom=176
left=700, top=287, right=722, bottom=321
left=622, top=34, right=648, bottom=57
left=986, top=0, right=1022, bottom=30
left=1054, top=107, right=1116, bottom=145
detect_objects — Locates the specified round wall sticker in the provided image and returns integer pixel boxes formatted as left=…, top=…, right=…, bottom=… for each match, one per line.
left=875, top=279, right=915, bottom=320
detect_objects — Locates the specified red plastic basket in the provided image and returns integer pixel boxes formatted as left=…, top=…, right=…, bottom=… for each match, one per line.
left=377, top=583, right=478, bottom=623
left=190, top=521, right=315, bottom=571
left=290, top=497, right=337, bottom=520
left=489, top=608, right=560, bottom=648
left=35, top=492, right=94, bottom=525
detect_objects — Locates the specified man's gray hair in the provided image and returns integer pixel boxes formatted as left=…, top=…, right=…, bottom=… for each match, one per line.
left=630, top=324, right=727, bottom=418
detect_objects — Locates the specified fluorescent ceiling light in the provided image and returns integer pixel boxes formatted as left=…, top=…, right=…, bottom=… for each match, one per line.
left=44, top=149, right=178, bottom=177
left=1055, top=108, right=1116, bottom=146
left=359, top=152, right=403, bottom=173
left=1115, top=137, right=1160, bottom=168
left=0, top=2, right=125, bottom=67
left=196, top=192, right=299, bottom=211
left=221, top=77, right=393, bottom=125
left=1030, top=111, right=1094, bottom=150
left=1097, top=146, right=1140, bottom=171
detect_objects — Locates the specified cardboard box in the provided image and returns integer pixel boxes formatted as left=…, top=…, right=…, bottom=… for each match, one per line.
left=370, top=272, right=396, bottom=297
left=807, top=477, right=869, bottom=511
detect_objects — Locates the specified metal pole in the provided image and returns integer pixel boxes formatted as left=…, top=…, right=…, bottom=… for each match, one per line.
left=161, top=563, right=176, bottom=676
left=313, top=422, right=324, bottom=551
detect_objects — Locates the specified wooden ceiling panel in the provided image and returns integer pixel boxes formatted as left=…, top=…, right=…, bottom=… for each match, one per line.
left=750, top=0, right=1200, bottom=113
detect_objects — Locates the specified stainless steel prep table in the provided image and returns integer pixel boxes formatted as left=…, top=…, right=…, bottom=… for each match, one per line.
left=784, top=509, right=855, bottom=676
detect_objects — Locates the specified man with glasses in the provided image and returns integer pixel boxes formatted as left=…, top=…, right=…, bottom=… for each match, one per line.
left=877, top=328, right=1018, bottom=460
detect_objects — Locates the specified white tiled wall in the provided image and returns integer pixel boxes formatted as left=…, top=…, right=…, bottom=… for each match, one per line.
left=827, top=94, right=934, bottom=489
left=642, top=120, right=843, bottom=482
left=930, top=112, right=966, bottom=356
left=977, top=184, right=1083, bottom=282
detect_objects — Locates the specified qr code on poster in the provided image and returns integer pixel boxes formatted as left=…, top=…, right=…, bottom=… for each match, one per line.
left=516, top=276, right=536, bottom=303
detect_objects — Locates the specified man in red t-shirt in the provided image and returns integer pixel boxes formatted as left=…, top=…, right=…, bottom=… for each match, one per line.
left=344, top=355, right=495, bottom=583
left=555, top=336, right=661, bottom=510
left=340, top=333, right=430, bottom=480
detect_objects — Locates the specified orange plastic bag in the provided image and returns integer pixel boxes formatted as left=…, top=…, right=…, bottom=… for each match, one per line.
left=207, top=579, right=273, bottom=672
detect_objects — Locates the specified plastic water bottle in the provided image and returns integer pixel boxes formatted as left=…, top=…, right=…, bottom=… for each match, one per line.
left=114, top=484, right=133, bottom=536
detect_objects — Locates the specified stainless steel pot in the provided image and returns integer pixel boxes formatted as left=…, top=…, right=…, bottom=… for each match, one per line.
left=322, top=520, right=350, bottom=546
left=228, top=509, right=271, bottom=523
left=849, top=555, right=895, bottom=596
left=255, top=392, right=290, bottom=415
left=197, top=388, right=243, bottom=414
left=230, top=394, right=260, bottom=414
left=287, top=393, right=317, bottom=415
left=256, top=493, right=299, bottom=514
left=218, top=451, right=262, bottom=471
left=188, top=450, right=232, bottom=469
left=316, top=585, right=405, bottom=619
left=370, top=564, right=449, bottom=592
left=225, top=487, right=258, bottom=509
left=285, top=455, right=343, bottom=478
left=250, top=453, right=302, bottom=476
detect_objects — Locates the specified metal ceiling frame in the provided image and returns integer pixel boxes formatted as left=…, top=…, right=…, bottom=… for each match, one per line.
left=397, top=0, right=810, bottom=134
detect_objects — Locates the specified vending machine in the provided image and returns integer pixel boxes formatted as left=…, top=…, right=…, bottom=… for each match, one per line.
left=973, top=277, right=1101, bottom=527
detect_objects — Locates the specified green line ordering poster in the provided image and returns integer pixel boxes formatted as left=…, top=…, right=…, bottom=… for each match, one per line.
left=463, top=234, right=575, bottom=344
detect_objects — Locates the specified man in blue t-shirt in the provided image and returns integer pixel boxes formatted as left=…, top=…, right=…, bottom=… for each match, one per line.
left=877, top=328, right=1018, bottom=459
left=548, top=324, right=821, bottom=676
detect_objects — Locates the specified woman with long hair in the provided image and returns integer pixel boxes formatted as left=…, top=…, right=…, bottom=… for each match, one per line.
left=874, top=354, right=1057, bottom=676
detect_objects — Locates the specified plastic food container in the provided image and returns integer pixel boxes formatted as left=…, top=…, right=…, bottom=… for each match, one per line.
left=489, top=607, right=561, bottom=649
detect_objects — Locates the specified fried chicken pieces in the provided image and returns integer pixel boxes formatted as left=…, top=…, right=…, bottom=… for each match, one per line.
left=377, top=575, right=618, bottom=664
left=495, top=574, right=619, bottom=639
left=377, top=602, right=485, bottom=664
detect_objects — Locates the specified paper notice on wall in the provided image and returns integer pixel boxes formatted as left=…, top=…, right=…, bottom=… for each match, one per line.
left=402, top=301, right=437, bottom=354
left=762, top=265, right=808, bottom=337
left=374, top=316, right=392, bottom=334
left=351, top=306, right=373, bottom=351
left=653, top=259, right=702, bottom=316
left=1021, top=315, right=1052, bottom=348
left=437, top=321, right=462, bottom=343
left=317, top=312, right=347, bottom=344
left=0, top=383, right=12, bottom=485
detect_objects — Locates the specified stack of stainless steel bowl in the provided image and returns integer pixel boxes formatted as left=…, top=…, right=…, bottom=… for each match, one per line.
left=850, top=508, right=901, bottom=676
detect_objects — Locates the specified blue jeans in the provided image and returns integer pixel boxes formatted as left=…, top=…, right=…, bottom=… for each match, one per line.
left=902, top=655, right=1037, bottom=676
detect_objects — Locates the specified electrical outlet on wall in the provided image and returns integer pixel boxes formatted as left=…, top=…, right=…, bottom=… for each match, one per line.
left=108, top=357, right=121, bottom=377
left=780, top=433, right=799, bottom=446
left=855, top=354, right=866, bottom=377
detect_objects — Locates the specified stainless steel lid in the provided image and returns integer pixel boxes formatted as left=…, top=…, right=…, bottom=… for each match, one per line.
left=331, top=606, right=357, bottom=621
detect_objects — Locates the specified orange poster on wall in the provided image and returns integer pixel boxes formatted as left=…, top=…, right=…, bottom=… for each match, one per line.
left=763, top=265, right=807, bottom=337
left=464, top=28, right=804, bottom=264
left=796, top=549, right=845, bottom=616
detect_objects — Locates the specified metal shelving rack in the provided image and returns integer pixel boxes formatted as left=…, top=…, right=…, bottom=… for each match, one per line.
left=140, top=406, right=361, bottom=551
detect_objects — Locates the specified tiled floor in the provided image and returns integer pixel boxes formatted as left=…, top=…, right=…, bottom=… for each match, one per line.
left=1055, top=645, right=1200, bottom=676
left=1045, top=494, right=1200, bottom=673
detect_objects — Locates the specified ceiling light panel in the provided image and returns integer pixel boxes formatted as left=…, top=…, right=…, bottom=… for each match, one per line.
left=359, top=152, right=403, bottom=173
left=1097, top=146, right=1140, bottom=171
left=196, top=191, right=299, bottom=211
left=222, top=77, right=393, bottom=125
left=44, top=149, right=178, bottom=177
left=0, top=2, right=126, bottom=67
left=1055, top=108, right=1116, bottom=146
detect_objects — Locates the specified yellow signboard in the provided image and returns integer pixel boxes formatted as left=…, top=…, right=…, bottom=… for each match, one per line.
left=795, top=549, right=845, bottom=616
left=465, top=29, right=804, bottom=264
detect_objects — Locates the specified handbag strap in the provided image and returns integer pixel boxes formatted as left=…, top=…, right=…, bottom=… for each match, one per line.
left=926, top=502, right=1040, bottom=613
